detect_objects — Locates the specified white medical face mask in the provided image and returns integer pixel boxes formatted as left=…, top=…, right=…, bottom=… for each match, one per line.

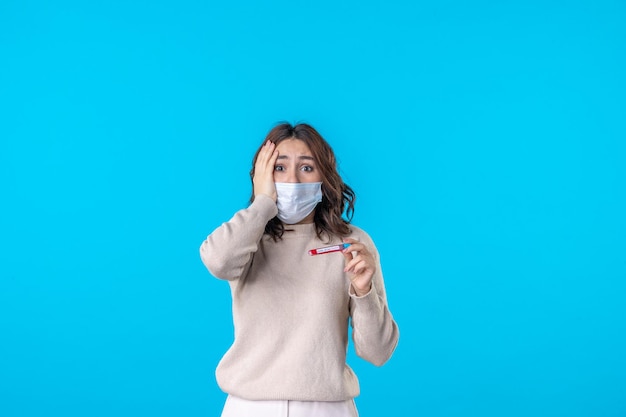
left=275, top=182, right=323, bottom=224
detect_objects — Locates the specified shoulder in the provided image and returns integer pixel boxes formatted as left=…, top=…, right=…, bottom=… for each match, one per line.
left=347, top=225, right=382, bottom=261
left=348, top=224, right=376, bottom=246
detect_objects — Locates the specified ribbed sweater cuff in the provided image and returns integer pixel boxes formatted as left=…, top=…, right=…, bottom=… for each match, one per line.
left=349, top=283, right=381, bottom=309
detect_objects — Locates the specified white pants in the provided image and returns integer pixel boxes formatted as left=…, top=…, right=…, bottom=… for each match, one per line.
left=220, top=395, right=359, bottom=417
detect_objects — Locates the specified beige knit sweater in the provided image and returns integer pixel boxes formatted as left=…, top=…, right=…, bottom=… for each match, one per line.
left=199, top=194, right=399, bottom=401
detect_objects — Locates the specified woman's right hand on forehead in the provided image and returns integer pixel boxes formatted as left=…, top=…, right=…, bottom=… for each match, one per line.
left=253, top=140, right=279, bottom=202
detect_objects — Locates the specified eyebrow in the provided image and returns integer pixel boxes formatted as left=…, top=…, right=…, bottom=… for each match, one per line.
left=276, top=155, right=315, bottom=161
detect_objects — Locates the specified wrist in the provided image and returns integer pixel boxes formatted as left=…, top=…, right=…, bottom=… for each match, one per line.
left=254, top=192, right=277, bottom=202
left=352, top=283, right=372, bottom=297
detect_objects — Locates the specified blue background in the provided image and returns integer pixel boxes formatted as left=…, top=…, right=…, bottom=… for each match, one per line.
left=1, top=0, right=625, bottom=416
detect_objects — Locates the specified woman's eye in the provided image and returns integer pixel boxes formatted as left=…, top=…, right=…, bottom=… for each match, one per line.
left=301, top=165, right=313, bottom=172
left=274, top=165, right=284, bottom=172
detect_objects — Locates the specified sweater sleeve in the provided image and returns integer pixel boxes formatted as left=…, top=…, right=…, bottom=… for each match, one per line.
left=199, top=194, right=278, bottom=281
left=348, top=233, right=400, bottom=366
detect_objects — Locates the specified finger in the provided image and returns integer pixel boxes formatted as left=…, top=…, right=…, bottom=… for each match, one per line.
left=268, top=145, right=279, bottom=168
left=342, top=242, right=369, bottom=258
left=256, top=141, right=274, bottom=167
left=341, top=238, right=358, bottom=252
left=342, top=237, right=360, bottom=245
left=262, top=144, right=278, bottom=172
left=342, top=249, right=354, bottom=265
left=256, top=146, right=278, bottom=178
left=344, top=255, right=365, bottom=273
left=352, top=260, right=372, bottom=276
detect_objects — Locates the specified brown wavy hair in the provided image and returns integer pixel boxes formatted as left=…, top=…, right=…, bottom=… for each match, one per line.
left=249, top=122, right=356, bottom=241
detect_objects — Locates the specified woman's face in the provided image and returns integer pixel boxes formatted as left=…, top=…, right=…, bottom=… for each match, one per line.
left=273, top=139, right=322, bottom=184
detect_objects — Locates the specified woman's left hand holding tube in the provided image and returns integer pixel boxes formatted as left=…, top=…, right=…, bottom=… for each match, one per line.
left=342, top=237, right=375, bottom=296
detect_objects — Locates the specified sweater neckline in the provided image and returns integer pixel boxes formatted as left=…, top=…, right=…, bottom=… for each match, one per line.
left=282, top=222, right=317, bottom=238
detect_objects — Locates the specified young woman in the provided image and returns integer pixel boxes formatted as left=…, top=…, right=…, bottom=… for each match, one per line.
left=200, top=122, right=399, bottom=417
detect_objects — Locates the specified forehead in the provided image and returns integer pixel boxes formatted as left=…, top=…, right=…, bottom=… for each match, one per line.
left=275, top=138, right=312, bottom=156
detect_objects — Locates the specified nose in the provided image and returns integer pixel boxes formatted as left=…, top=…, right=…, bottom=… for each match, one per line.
left=285, top=168, right=299, bottom=183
